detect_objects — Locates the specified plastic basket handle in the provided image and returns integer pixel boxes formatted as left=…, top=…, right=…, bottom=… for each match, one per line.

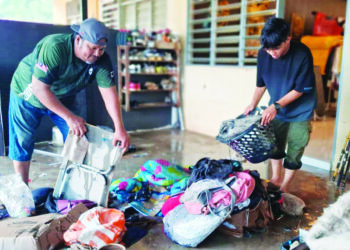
left=236, top=106, right=267, bottom=119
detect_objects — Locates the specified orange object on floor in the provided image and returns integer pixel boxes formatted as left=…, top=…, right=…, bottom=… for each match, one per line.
left=63, top=207, right=126, bottom=249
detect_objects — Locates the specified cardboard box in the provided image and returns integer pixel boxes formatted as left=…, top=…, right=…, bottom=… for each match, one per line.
left=0, top=213, right=59, bottom=250
left=0, top=204, right=88, bottom=250
left=155, top=41, right=177, bottom=49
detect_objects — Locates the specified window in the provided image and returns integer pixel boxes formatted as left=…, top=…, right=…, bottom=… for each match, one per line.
left=100, top=0, right=167, bottom=30
left=0, top=0, right=167, bottom=30
left=0, top=0, right=54, bottom=24
left=66, top=0, right=83, bottom=25
left=187, top=0, right=285, bottom=66
left=0, top=0, right=86, bottom=25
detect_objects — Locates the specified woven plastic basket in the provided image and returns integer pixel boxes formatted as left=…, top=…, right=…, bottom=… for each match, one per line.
left=217, top=107, right=277, bottom=163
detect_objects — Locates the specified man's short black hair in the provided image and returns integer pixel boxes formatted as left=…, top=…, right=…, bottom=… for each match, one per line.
left=260, top=17, right=290, bottom=49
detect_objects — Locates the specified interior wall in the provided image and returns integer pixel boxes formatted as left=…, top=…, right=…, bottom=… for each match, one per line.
left=166, top=0, right=187, bottom=40
left=53, top=0, right=99, bottom=24
left=284, top=0, right=347, bottom=35
left=169, top=0, right=269, bottom=137
left=53, top=0, right=67, bottom=24
left=333, top=2, right=350, bottom=167
left=183, top=66, right=269, bottom=137
left=88, top=0, right=100, bottom=19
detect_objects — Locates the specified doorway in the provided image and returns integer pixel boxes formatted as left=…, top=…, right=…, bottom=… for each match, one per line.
left=302, top=2, right=347, bottom=170
left=303, top=67, right=336, bottom=165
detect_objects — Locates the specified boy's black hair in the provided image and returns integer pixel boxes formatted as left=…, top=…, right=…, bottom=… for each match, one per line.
left=260, top=17, right=290, bottom=49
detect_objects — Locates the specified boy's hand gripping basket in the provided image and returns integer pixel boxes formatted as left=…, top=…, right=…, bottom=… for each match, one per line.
left=216, top=107, right=277, bottom=163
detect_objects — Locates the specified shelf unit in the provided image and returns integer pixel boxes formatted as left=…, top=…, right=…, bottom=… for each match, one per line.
left=117, top=45, right=181, bottom=112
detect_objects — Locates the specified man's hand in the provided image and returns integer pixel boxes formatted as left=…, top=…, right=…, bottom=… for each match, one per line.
left=113, top=128, right=130, bottom=154
left=261, top=105, right=277, bottom=126
left=31, top=77, right=87, bottom=137
left=65, top=113, right=87, bottom=137
left=244, top=86, right=266, bottom=116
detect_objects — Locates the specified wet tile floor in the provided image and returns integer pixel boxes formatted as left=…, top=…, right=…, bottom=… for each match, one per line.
left=0, top=128, right=348, bottom=249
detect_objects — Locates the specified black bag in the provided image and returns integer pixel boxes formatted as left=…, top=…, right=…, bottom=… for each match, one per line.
left=266, top=182, right=284, bottom=220
left=188, top=157, right=242, bottom=186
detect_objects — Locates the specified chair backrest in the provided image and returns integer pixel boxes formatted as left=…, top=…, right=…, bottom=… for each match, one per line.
left=53, top=124, right=123, bottom=206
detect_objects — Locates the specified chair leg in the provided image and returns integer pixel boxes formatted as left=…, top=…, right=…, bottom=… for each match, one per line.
left=325, top=86, right=332, bottom=111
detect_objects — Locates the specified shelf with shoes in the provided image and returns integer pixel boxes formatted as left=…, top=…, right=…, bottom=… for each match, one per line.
left=117, top=44, right=181, bottom=112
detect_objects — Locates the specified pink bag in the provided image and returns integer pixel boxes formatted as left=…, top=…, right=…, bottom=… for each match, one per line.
left=231, top=171, right=255, bottom=204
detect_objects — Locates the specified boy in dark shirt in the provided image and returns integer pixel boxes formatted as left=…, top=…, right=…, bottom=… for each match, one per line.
left=244, top=17, right=317, bottom=193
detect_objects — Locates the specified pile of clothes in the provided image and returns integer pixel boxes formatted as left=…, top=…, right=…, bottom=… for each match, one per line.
left=1, top=157, right=304, bottom=249
left=162, top=158, right=278, bottom=247
left=109, top=158, right=283, bottom=247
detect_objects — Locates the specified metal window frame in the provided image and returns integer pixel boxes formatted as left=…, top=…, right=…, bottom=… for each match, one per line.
left=186, top=0, right=285, bottom=66
left=100, top=0, right=166, bottom=30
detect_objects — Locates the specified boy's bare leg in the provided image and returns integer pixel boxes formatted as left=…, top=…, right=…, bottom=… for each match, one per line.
left=270, top=159, right=283, bottom=187
left=280, top=168, right=297, bottom=193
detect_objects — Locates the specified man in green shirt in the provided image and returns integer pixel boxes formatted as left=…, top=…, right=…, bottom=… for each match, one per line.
left=9, top=18, right=129, bottom=185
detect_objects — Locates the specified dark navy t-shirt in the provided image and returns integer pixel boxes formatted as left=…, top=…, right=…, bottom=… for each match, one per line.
left=257, top=41, right=317, bottom=122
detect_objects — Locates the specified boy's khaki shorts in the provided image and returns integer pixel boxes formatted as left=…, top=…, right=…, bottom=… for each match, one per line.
left=269, top=119, right=311, bottom=170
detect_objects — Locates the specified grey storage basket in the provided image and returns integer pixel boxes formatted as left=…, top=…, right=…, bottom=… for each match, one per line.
left=217, top=107, right=277, bottom=163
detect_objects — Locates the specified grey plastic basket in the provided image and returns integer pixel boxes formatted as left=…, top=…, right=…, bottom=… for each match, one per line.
left=217, top=107, right=277, bottom=163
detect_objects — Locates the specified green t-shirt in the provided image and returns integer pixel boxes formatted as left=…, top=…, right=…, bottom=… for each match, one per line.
left=11, top=33, right=115, bottom=108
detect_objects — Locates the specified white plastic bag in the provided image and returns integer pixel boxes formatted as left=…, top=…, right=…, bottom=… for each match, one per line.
left=0, top=174, right=35, bottom=217
left=64, top=207, right=126, bottom=249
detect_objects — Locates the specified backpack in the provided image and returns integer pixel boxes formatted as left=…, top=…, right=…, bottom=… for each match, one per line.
left=249, top=170, right=283, bottom=220
left=218, top=198, right=273, bottom=238
left=217, top=171, right=275, bottom=238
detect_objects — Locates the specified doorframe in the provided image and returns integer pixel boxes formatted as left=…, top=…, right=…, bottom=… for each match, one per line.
left=330, top=1, right=350, bottom=171
left=302, top=2, right=349, bottom=172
